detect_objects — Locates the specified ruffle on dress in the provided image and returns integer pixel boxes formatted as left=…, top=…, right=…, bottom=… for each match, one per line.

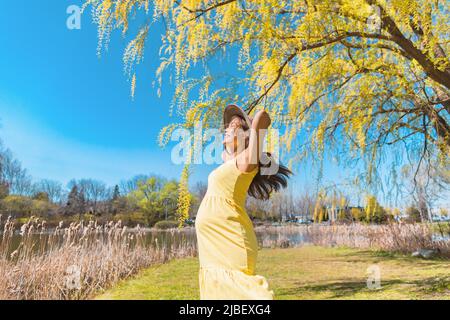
left=199, top=265, right=274, bottom=300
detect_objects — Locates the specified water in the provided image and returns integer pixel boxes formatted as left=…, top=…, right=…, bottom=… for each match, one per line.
left=3, top=225, right=308, bottom=255
left=4, top=226, right=448, bottom=256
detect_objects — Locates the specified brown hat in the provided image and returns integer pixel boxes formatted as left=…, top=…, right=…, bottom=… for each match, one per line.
left=223, top=104, right=253, bottom=130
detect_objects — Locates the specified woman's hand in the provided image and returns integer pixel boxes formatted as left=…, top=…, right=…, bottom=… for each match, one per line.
left=252, top=110, right=271, bottom=131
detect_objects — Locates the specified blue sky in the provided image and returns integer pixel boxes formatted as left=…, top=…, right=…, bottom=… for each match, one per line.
left=0, top=1, right=184, bottom=184
left=1, top=1, right=443, bottom=209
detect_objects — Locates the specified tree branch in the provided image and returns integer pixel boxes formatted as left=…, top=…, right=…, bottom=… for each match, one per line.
left=365, top=0, right=450, bottom=89
left=245, top=50, right=298, bottom=113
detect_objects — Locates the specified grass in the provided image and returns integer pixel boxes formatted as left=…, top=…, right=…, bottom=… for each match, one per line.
left=95, top=245, right=450, bottom=300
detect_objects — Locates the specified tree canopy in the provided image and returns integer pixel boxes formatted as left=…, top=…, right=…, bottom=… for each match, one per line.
left=83, top=0, right=450, bottom=209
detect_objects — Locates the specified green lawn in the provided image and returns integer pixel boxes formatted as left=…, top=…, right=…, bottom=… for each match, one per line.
left=95, top=245, right=450, bottom=300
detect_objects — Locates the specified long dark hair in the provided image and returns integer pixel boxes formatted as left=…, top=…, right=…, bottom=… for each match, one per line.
left=228, top=115, right=293, bottom=200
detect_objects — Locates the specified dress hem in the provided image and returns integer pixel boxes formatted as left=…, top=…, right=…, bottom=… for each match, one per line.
left=198, top=265, right=275, bottom=300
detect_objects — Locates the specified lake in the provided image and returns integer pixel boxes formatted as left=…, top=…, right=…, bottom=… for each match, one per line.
left=3, top=224, right=449, bottom=257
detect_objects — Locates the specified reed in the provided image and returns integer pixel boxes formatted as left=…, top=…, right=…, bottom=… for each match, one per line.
left=0, top=215, right=197, bottom=300
left=256, top=222, right=450, bottom=256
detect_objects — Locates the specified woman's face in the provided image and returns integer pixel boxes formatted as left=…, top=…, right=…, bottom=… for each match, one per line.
left=223, top=116, right=245, bottom=148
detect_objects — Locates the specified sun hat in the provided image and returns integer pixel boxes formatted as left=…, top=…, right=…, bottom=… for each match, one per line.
left=223, top=104, right=253, bottom=130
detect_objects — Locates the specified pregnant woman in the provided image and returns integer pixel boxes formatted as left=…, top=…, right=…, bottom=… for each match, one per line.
left=195, top=104, right=292, bottom=299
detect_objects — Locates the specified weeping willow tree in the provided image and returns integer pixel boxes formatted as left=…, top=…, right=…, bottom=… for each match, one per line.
left=83, top=0, right=450, bottom=223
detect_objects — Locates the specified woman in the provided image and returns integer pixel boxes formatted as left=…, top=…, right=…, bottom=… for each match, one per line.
left=195, top=104, right=292, bottom=300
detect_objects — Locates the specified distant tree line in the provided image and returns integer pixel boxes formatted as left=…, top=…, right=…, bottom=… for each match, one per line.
left=0, top=139, right=182, bottom=226
left=0, top=139, right=447, bottom=226
left=244, top=186, right=449, bottom=224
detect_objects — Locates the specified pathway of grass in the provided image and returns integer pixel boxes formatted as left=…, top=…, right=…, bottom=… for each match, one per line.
left=96, top=245, right=450, bottom=300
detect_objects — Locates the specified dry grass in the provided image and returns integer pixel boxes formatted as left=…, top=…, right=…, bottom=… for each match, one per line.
left=0, top=215, right=197, bottom=300
left=257, top=223, right=450, bottom=257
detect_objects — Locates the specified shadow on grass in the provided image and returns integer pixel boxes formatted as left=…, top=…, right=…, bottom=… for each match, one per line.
left=277, top=276, right=450, bottom=299
left=333, top=247, right=449, bottom=265
left=277, top=279, right=399, bottom=299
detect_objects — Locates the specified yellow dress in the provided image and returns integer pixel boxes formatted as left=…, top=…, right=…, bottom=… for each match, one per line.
left=195, top=157, right=274, bottom=300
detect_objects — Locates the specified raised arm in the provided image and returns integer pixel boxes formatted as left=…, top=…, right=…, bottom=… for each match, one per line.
left=237, top=110, right=271, bottom=172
